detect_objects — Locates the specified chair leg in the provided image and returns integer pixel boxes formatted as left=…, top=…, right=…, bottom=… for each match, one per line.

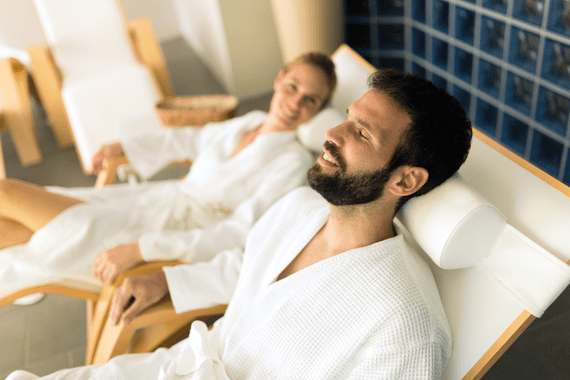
left=0, top=58, right=42, bottom=166
left=0, top=124, right=6, bottom=179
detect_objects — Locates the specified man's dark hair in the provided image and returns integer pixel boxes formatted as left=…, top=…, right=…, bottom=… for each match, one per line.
left=368, top=69, right=473, bottom=211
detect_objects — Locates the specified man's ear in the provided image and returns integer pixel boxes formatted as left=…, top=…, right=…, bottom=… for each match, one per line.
left=387, top=166, right=429, bottom=197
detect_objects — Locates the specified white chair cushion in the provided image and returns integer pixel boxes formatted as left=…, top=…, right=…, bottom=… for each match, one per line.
left=330, top=47, right=374, bottom=112
left=62, top=64, right=160, bottom=171
left=33, top=0, right=138, bottom=83
left=396, top=173, right=507, bottom=269
left=297, top=108, right=345, bottom=153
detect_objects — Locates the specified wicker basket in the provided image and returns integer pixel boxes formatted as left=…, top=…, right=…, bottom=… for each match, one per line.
left=155, top=94, right=239, bottom=126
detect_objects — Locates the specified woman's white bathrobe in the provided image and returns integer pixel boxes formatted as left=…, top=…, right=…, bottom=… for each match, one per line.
left=13, top=187, right=451, bottom=380
left=0, top=111, right=313, bottom=297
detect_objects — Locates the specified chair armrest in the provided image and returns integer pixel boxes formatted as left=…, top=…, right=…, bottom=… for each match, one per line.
left=86, top=260, right=183, bottom=363
left=95, top=154, right=192, bottom=187
left=87, top=259, right=227, bottom=364
left=95, top=154, right=130, bottom=187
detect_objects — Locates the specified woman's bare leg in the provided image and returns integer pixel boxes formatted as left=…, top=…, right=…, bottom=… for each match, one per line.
left=0, top=178, right=84, bottom=233
left=0, top=219, right=33, bottom=249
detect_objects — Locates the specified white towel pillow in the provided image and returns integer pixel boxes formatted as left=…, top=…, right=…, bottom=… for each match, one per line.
left=297, top=108, right=345, bottom=153
left=396, top=173, right=507, bottom=269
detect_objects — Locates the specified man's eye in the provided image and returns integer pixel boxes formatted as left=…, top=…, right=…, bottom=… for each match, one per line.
left=358, top=131, right=368, bottom=139
left=289, top=83, right=297, bottom=91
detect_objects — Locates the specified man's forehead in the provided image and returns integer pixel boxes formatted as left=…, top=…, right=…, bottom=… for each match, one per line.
left=349, top=90, right=410, bottom=124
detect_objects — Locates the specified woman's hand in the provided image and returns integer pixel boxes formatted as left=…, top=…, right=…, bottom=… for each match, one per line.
left=91, top=142, right=124, bottom=174
left=93, top=242, right=144, bottom=285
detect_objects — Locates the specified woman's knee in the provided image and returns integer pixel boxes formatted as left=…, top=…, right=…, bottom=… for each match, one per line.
left=0, top=178, right=21, bottom=204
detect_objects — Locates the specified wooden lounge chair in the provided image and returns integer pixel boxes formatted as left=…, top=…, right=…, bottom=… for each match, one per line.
left=28, top=0, right=174, bottom=174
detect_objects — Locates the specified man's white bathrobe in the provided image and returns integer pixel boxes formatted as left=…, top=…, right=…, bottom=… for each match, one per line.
left=0, top=111, right=313, bottom=297
left=12, top=187, right=451, bottom=380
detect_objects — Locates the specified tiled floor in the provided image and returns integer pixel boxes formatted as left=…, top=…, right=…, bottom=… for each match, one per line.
left=0, top=37, right=271, bottom=378
left=1, top=37, right=570, bottom=379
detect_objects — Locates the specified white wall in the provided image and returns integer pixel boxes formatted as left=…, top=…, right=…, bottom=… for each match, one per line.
left=120, top=0, right=180, bottom=41
left=172, top=0, right=234, bottom=94
left=173, top=0, right=283, bottom=99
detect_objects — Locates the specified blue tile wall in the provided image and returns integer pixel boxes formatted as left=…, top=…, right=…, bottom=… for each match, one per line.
left=344, top=0, right=570, bottom=187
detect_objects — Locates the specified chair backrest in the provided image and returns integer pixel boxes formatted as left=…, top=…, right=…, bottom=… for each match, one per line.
left=32, top=0, right=140, bottom=83
left=0, top=0, right=45, bottom=66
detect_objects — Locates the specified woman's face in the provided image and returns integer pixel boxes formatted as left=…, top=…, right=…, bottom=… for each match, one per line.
left=268, top=63, right=332, bottom=131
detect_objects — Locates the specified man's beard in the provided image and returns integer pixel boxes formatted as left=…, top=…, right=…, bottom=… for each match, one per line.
left=307, top=141, right=394, bottom=206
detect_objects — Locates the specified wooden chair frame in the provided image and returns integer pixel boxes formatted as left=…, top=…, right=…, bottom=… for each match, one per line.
left=0, top=57, right=43, bottom=178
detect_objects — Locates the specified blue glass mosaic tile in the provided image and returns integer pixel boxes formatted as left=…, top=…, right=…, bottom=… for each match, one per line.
left=501, top=114, right=529, bottom=156
left=453, top=85, right=472, bottom=116
left=478, top=58, right=501, bottom=98
left=508, top=26, right=539, bottom=75
left=482, top=0, right=508, bottom=15
left=345, top=0, right=370, bottom=17
left=513, top=0, right=545, bottom=27
left=379, top=57, right=405, bottom=72
left=412, top=62, right=427, bottom=78
left=432, top=37, right=449, bottom=69
left=345, top=23, right=371, bottom=49
left=378, top=24, right=404, bottom=49
left=541, top=38, right=570, bottom=90
left=536, top=86, right=570, bottom=137
left=432, top=0, right=449, bottom=34
left=476, top=98, right=499, bottom=136
left=564, top=158, right=570, bottom=185
left=412, top=0, right=427, bottom=23
left=455, top=6, right=475, bottom=46
left=378, top=0, right=404, bottom=16
left=530, top=130, right=564, bottom=177
left=431, top=73, right=447, bottom=90
left=505, top=72, right=534, bottom=116
left=412, top=28, right=426, bottom=58
left=480, top=15, right=506, bottom=59
left=454, top=47, right=473, bottom=84
left=547, top=0, right=570, bottom=38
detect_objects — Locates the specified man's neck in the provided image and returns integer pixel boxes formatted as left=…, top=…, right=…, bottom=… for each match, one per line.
left=320, top=201, right=396, bottom=257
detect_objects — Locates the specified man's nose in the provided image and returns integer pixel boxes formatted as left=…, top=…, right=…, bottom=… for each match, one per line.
left=324, top=121, right=348, bottom=145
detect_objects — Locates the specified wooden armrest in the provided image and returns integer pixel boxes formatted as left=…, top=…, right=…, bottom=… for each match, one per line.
left=95, top=154, right=192, bottom=188
left=86, top=259, right=184, bottom=363
left=94, top=154, right=130, bottom=187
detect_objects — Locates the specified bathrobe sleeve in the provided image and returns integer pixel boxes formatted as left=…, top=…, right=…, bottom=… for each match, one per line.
left=121, top=121, right=229, bottom=179
left=137, top=145, right=313, bottom=264
left=162, top=247, right=243, bottom=313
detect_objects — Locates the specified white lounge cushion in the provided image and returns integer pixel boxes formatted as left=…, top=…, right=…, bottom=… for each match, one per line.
left=297, top=108, right=345, bottom=153
left=396, top=173, right=507, bottom=270
left=62, top=64, right=160, bottom=170
left=33, top=0, right=138, bottom=83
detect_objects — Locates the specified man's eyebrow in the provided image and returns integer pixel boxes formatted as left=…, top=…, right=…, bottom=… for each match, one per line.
left=346, top=108, right=372, bottom=132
